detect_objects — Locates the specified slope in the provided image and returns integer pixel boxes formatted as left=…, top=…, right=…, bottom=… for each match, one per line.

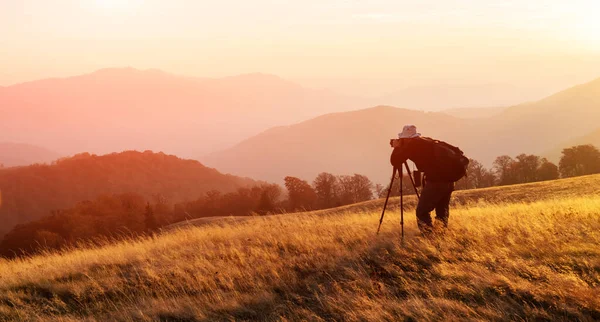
left=486, top=76, right=600, bottom=157
left=205, top=77, right=600, bottom=183
left=169, top=173, right=600, bottom=230
left=0, top=150, right=256, bottom=236
left=0, top=175, right=598, bottom=320
left=204, top=106, right=472, bottom=184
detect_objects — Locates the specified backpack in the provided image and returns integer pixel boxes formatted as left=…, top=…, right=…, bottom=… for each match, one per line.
left=421, top=137, right=470, bottom=182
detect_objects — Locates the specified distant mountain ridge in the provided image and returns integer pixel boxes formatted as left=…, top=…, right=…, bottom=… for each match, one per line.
left=1, top=68, right=564, bottom=161
left=0, top=142, right=60, bottom=167
left=486, top=77, right=600, bottom=158
left=204, top=77, right=600, bottom=184
left=203, top=106, right=472, bottom=183
left=0, top=150, right=256, bottom=236
left=0, top=68, right=369, bottom=158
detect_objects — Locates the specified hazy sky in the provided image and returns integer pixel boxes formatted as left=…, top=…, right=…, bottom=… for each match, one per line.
left=2, top=0, right=600, bottom=96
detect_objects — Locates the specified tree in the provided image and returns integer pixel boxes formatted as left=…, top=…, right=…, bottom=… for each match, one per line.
left=537, top=158, right=559, bottom=181
left=513, top=154, right=541, bottom=183
left=204, top=190, right=222, bottom=215
left=350, top=174, right=374, bottom=203
left=559, top=145, right=600, bottom=178
left=284, top=176, right=317, bottom=211
left=152, top=194, right=172, bottom=225
left=336, top=174, right=374, bottom=205
left=493, top=155, right=516, bottom=185
left=313, top=172, right=339, bottom=209
left=456, top=159, right=495, bottom=190
left=144, top=202, right=158, bottom=231
left=377, top=171, right=415, bottom=199
left=256, top=184, right=282, bottom=214
left=374, top=184, right=384, bottom=199
left=336, top=175, right=354, bottom=205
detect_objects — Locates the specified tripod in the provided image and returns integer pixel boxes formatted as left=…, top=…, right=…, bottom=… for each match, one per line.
left=376, top=162, right=421, bottom=242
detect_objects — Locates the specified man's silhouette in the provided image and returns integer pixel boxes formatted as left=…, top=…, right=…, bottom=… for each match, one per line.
left=391, top=125, right=455, bottom=234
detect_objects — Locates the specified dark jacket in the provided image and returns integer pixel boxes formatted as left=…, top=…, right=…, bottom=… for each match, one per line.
left=390, top=137, right=448, bottom=182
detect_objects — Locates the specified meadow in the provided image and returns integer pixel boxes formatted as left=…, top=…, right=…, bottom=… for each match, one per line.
left=0, top=175, right=599, bottom=321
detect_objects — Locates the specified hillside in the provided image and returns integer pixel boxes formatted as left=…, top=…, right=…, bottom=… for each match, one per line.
left=0, top=150, right=255, bottom=236
left=0, top=142, right=60, bottom=167
left=170, top=173, right=600, bottom=231
left=204, top=106, right=472, bottom=184
left=485, top=76, right=600, bottom=158
left=204, top=78, right=600, bottom=183
left=0, top=68, right=367, bottom=157
left=0, top=175, right=598, bottom=320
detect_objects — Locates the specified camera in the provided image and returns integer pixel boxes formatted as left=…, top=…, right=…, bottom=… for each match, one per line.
left=390, top=138, right=402, bottom=147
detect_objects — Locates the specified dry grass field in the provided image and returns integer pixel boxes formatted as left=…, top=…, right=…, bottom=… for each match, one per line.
left=1, top=175, right=599, bottom=321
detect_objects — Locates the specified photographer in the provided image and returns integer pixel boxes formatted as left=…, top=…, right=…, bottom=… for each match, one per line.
left=390, top=125, right=459, bottom=235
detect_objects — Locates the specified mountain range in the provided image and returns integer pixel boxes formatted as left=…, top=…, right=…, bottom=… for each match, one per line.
left=1, top=68, right=561, bottom=162
left=2, top=68, right=599, bottom=185
left=203, top=77, right=600, bottom=184
left=0, top=68, right=368, bottom=158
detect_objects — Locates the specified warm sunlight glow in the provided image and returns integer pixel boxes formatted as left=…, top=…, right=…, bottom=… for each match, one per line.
left=574, top=14, right=600, bottom=49
left=93, top=0, right=142, bottom=13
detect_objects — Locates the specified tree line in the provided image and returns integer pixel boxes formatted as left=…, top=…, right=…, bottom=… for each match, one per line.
left=468, top=144, right=600, bottom=188
left=0, top=173, right=377, bottom=257
left=1, top=144, right=599, bottom=257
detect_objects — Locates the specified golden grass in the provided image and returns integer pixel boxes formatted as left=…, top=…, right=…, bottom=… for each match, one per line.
left=1, top=176, right=599, bottom=321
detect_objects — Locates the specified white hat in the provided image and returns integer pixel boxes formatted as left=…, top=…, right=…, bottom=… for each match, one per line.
left=398, top=125, right=421, bottom=139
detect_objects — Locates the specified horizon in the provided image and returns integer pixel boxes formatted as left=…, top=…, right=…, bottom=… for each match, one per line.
left=3, top=65, right=599, bottom=111
left=2, top=0, right=600, bottom=101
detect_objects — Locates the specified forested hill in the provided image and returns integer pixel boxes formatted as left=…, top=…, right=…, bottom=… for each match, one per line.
left=0, top=151, right=256, bottom=236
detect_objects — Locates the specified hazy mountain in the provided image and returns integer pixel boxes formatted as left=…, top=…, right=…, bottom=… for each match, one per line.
left=0, top=142, right=60, bottom=167
left=379, top=84, right=546, bottom=111
left=484, top=77, right=600, bottom=160
left=0, top=68, right=368, bottom=158
left=204, top=77, right=600, bottom=184
left=545, top=128, right=600, bottom=163
left=0, top=150, right=256, bottom=236
left=203, top=106, right=472, bottom=184
left=441, top=106, right=507, bottom=119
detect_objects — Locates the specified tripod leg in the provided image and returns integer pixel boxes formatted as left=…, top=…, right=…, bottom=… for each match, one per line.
left=400, top=166, right=404, bottom=244
left=404, top=162, right=421, bottom=200
left=377, top=167, right=397, bottom=234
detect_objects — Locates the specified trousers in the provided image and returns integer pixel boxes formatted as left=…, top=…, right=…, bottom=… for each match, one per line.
left=415, top=181, right=454, bottom=233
